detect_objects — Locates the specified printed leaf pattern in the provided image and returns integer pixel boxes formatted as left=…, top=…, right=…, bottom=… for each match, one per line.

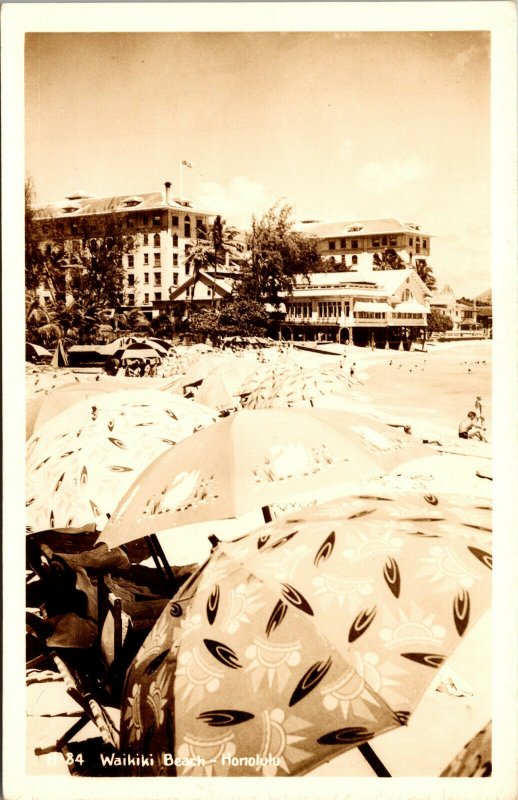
left=120, top=489, right=492, bottom=777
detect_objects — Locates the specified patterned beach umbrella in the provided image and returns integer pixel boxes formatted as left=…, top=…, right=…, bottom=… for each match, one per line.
left=26, top=391, right=217, bottom=533
left=195, top=361, right=258, bottom=410
left=99, top=408, right=429, bottom=549
left=120, top=489, right=492, bottom=776
left=243, top=365, right=355, bottom=409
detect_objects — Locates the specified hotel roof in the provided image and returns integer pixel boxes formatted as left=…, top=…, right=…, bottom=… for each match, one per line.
left=35, top=190, right=214, bottom=219
left=295, top=218, right=432, bottom=238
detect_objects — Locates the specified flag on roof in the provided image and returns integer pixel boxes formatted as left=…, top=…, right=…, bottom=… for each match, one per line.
left=182, top=160, right=192, bottom=168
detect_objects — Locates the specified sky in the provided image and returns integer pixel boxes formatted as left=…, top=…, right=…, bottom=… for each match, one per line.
left=25, top=31, right=491, bottom=296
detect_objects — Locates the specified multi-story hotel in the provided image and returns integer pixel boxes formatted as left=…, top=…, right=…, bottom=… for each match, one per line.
left=33, top=182, right=214, bottom=310
left=295, top=217, right=431, bottom=271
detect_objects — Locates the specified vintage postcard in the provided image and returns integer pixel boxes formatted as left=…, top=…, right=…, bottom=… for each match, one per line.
left=2, top=2, right=517, bottom=800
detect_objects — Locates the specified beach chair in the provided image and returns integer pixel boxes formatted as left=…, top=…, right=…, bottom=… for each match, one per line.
left=29, top=576, right=132, bottom=763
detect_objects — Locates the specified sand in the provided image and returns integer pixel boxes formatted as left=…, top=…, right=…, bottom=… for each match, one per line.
left=25, top=339, right=493, bottom=776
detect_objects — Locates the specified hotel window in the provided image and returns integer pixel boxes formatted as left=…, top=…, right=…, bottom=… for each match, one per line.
left=351, top=240, right=358, bottom=249
left=128, top=274, right=135, bottom=287
left=128, top=293, right=134, bottom=304
left=389, top=236, right=398, bottom=246
left=154, top=292, right=162, bottom=301
left=196, top=218, right=205, bottom=234
left=372, top=238, right=380, bottom=248
left=416, top=243, right=421, bottom=254
left=340, top=238, right=346, bottom=248
left=352, top=255, right=358, bottom=265
left=154, top=272, right=161, bottom=286
left=143, top=253, right=149, bottom=265
left=144, top=293, right=149, bottom=304
left=127, top=255, right=134, bottom=268
left=172, top=215, right=179, bottom=227
left=153, top=233, right=160, bottom=248
left=173, top=253, right=178, bottom=266
left=423, top=239, right=428, bottom=249
left=153, top=214, right=161, bottom=226
left=172, top=273, right=179, bottom=286
left=172, top=234, right=179, bottom=247
left=381, top=236, right=387, bottom=246
left=329, top=241, right=336, bottom=250
left=154, top=253, right=161, bottom=266
left=71, top=223, right=78, bottom=234
left=142, top=216, right=148, bottom=226
left=144, top=273, right=149, bottom=284
left=184, top=216, right=191, bottom=237
left=409, top=237, right=414, bottom=246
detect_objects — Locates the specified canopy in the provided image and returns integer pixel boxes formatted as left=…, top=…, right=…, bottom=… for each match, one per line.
left=392, top=300, right=428, bottom=314
left=353, top=302, right=392, bottom=313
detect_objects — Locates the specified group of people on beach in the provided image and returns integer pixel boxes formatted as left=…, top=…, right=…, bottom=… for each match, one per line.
left=103, top=357, right=157, bottom=378
left=458, top=396, right=487, bottom=442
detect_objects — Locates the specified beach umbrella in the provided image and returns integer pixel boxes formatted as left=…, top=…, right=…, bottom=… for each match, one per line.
left=243, top=365, right=355, bottom=410
left=26, top=391, right=217, bottom=533
left=148, top=337, right=173, bottom=351
left=118, top=342, right=164, bottom=362
left=440, top=721, right=492, bottom=776
left=98, top=408, right=429, bottom=549
left=25, top=378, right=160, bottom=439
left=195, top=361, right=258, bottom=410
left=25, top=342, right=52, bottom=363
left=120, top=489, right=492, bottom=776
left=170, top=353, right=236, bottom=393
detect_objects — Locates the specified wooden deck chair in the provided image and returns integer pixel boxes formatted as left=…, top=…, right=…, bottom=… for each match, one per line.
left=34, top=651, right=119, bottom=760
left=96, top=573, right=134, bottom=703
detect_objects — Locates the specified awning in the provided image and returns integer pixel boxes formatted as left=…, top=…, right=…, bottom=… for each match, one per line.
left=353, top=302, right=392, bottom=313
left=392, top=300, right=428, bottom=313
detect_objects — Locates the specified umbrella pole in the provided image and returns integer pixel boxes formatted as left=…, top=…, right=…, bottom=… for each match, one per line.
left=145, top=534, right=178, bottom=596
left=357, top=743, right=392, bottom=777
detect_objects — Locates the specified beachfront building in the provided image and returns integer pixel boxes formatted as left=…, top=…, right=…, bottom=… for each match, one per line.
left=283, top=268, right=432, bottom=347
left=429, top=284, right=482, bottom=331
left=32, top=182, right=215, bottom=315
left=295, top=218, right=432, bottom=272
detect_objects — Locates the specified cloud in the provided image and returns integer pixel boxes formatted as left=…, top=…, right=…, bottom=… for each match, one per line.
left=341, top=138, right=353, bottom=162
left=453, top=42, right=487, bottom=69
left=196, top=176, right=276, bottom=229
left=356, top=156, right=429, bottom=194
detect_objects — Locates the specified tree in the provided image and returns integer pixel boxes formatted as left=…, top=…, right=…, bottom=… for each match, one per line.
left=184, top=216, right=240, bottom=308
left=26, top=181, right=135, bottom=344
left=187, top=297, right=268, bottom=343
left=414, top=261, right=437, bottom=292
left=427, top=308, right=453, bottom=333
left=238, top=203, right=323, bottom=305
left=372, top=248, right=406, bottom=270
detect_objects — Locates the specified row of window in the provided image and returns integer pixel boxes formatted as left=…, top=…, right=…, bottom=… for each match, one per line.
left=327, top=235, right=428, bottom=251
left=328, top=255, right=358, bottom=267
left=127, top=253, right=181, bottom=268
left=392, top=313, right=424, bottom=319
left=127, top=293, right=162, bottom=304
left=127, top=272, right=163, bottom=287
left=356, top=311, right=387, bottom=319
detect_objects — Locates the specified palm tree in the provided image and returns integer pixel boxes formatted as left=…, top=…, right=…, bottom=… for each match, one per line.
left=373, top=248, right=406, bottom=270
left=414, top=261, right=437, bottom=292
left=184, top=216, right=240, bottom=309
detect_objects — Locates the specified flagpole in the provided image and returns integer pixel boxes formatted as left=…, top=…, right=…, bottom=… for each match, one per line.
left=179, top=162, right=183, bottom=201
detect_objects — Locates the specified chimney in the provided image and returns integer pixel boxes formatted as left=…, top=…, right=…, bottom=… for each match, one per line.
left=164, top=181, right=172, bottom=205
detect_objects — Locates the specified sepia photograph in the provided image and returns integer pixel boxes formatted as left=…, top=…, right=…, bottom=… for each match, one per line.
left=2, top=3, right=517, bottom=799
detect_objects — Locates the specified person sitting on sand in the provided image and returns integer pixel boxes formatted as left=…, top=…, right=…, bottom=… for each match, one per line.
left=458, top=411, right=485, bottom=441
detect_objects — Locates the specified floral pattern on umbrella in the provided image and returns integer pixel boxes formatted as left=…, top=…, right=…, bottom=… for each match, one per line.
left=26, top=391, right=217, bottom=533
left=120, top=489, right=492, bottom=776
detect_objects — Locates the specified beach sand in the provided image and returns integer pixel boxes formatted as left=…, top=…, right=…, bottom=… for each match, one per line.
left=25, top=339, right=493, bottom=776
